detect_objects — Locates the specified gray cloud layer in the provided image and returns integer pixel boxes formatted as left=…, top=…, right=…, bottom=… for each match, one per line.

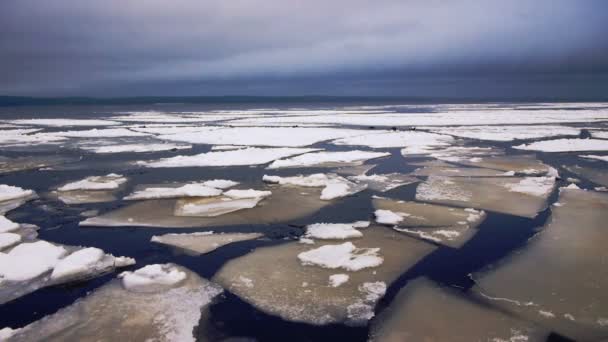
left=1, top=0, right=607, bottom=96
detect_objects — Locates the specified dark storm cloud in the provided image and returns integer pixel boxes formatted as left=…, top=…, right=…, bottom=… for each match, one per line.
left=1, top=0, right=607, bottom=96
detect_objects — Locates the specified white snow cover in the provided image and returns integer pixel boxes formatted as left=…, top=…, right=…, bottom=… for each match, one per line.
left=328, top=274, right=349, bottom=287
left=297, top=242, right=383, bottom=271
left=504, top=177, right=556, bottom=197
left=304, top=222, right=369, bottom=240
left=119, top=264, right=187, bottom=292
left=591, top=130, right=608, bottom=139
left=58, top=174, right=127, bottom=191
left=514, top=139, right=608, bottom=152
left=0, top=129, right=67, bottom=146
left=0, top=241, right=67, bottom=281
left=416, top=176, right=473, bottom=202
left=333, top=131, right=454, bottom=151
left=141, top=147, right=318, bottom=168
left=0, top=216, right=20, bottom=233
left=124, top=183, right=223, bottom=200
left=203, top=179, right=239, bottom=189
left=157, top=126, right=369, bottom=147
left=48, top=128, right=150, bottom=138
left=80, top=143, right=192, bottom=154
left=50, top=247, right=106, bottom=280
left=425, top=125, right=581, bottom=142
left=0, top=184, right=35, bottom=202
left=223, top=189, right=272, bottom=199
left=581, top=155, right=608, bottom=162
left=11, top=119, right=120, bottom=127
left=263, top=173, right=366, bottom=201
left=0, top=233, right=21, bottom=249
left=374, top=209, right=405, bottom=225
left=267, top=150, right=389, bottom=169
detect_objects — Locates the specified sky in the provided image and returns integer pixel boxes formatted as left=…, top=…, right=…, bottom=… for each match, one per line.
left=1, top=0, right=607, bottom=98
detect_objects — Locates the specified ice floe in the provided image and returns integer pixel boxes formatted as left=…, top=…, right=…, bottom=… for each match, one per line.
left=212, top=225, right=436, bottom=326
left=580, top=154, right=608, bottom=162
left=0, top=216, right=20, bottom=233
left=425, top=125, right=580, bottom=141
left=416, top=176, right=555, bottom=218
left=0, top=233, right=21, bottom=250
left=175, top=193, right=268, bottom=217
left=0, top=155, right=77, bottom=174
left=58, top=174, right=127, bottom=191
left=119, top=264, right=187, bottom=292
left=5, top=264, right=222, bottom=342
left=79, top=142, right=192, bottom=154
left=563, top=164, right=608, bottom=187
left=0, top=185, right=36, bottom=214
left=263, top=173, right=366, bottom=200
left=473, top=188, right=608, bottom=340
left=373, top=197, right=485, bottom=247
left=348, top=173, right=418, bottom=192
left=329, top=274, right=350, bottom=287
left=125, top=183, right=223, bottom=200
left=10, top=119, right=120, bottom=127
left=369, top=278, right=549, bottom=342
left=332, top=131, right=454, bottom=153
left=514, top=138, right=608, bottom=152
left=267, top=150, right=389, bottom=169
left=151, top=232, right=264, bottom=255
left=304, top=222, right=369, bottom=240
left=141, top=147, right=318, bottom=168
left=47, top=128, right=150, bottom=138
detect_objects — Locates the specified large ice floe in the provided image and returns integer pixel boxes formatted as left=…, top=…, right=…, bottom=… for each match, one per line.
left=369, top=278, right=549, bottom=342
left=266, top=150, right=390, bottom=169
left=424, top=125, right=580, bottom=142
left=3, top=264, right=222, bottom=342
left=472, top=188, right=608, bottom=341
left=416, top=175, right=555, bottom=218
left=0, top=185, right=36, bottom=215
left=514, top=138, right=608, bottom=152
left=0, top=221, right=134, bottom=304
left=54, top=174, right=127, bottom=204
left=156, top=126, right=369, bottom=147
left=152, top=232, right=264, bottom=255
left=9, top=119, right=120, bottom=127
left=0, top=129, right=67, bottom=147
left=263, top=173, right=366, bottom=200
left=80, top=185, right=328, bottom=228
left=332, top=131, right=454, bottom=153
left=373, top=197, right=485, bottom=248
left=212, top=225, right=436, bottom=326
left=140, top=147, right=318, bottom=168
left=79, top=142, right=192, bottom=154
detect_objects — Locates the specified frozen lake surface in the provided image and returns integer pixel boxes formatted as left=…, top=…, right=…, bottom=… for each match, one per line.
left=1, top=102, right=608, bottom=341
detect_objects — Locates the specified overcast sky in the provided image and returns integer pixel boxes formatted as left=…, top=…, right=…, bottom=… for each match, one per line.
left=1, top=0, right=607, bottom=97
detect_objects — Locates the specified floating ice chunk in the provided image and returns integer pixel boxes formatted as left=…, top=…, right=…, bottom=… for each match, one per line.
left=581, top=154, right=608, bottom=162
left=411, top=160, right=508, bottom=177
left=304, top=222, right=368, bottom=240
left=80, top=142, right=191, bottom=154
left=119, top=264, right=186, bottom=292
left=0, top=233, right=21, bottom=250
left=297, top=242, right=383, bottom=271
left=0, top=327, right=18, bottom=340
left=203, top=179, right=239, bottom=189
left=374, top=209, right=405, bottom=225
left=7, top=264, right=223, bottom=342
left=349, top=173, right=418, bottom=192
left=263, top=173, right=332, bottom=187
left=141, top=147, right=318, bottom=168
left=114, top=256, right=136, bottom=267
left=0, top=216, right=20, bottom=233
left=10, top=119, right=120, bottom=127
left=0, top=184, right=35, bottom=202
left=58, top=174, right=127, bottom=191
left=223, top=189, right=272, bottom=199
left=329, top=274, right=349, bottom=287
left=157, top=126, right=368, bottom=147
left=369, top=278, right=548, bottom=342
left=48, top=128, right=150, bottom=138
left=267, top=150, right=389, bottom=169
left=514, top=138, right=608, bottom=152
left=151, top=232, right=264, bottom=255
left=50, top=247, right=106, bottom=281
left=125, top=183, right=223, bottom=200
left=263, top=173, right=365, bottom=201
left=176, top=197, right=264, bottom=217
left=0, top=241, right=67, bottom=282
left=211, top=145, right=245, bottom=151
left=425, top=125, right=580, bottom=142
left=321, top=179, right=365, bottom=200
left=0, top=155, right=77, bottom=175
left=473, top=188, right=608, bottom=340
left=333, top=131, right=454, bottom=151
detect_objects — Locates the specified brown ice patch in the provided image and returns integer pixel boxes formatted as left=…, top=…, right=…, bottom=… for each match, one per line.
left=472, top=188, right=608, bottom=341
left=151, top=232, right=264, bottom=255
left=369, top=278, right=549, bottom=342
left=212, top=226, right=436, bottom=326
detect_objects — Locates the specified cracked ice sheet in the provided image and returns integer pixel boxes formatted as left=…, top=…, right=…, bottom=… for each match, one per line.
left=151, top=232, right=264, bottom=255
left=514, top=138, right=608, bottom=152
left=212, top=226, right=436, bottom=326
left=373, top=198, right=485, bottom=248
left=267, top=150, right=390, bottom=169
left=424, top=125, right=580, bottom=142
left=140, top=147, right=318, bottom=168
left=472, top=189, right=608, bottom=341
left=369, top=278, right=549, bottom=342
left=227, top=108, right=608, bottom=127
left=416, top=176, right=555, bottom=218
left=5, top=264, right=222, bottom=342
left=157, top=126, right=370, bottom=147
left=80, top=186, right=329, bottom=228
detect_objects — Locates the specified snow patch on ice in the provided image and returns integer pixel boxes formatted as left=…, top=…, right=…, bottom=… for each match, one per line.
left=297, top=242, right=383, bottom=271
left=119, top=264, right=187, bottom=292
